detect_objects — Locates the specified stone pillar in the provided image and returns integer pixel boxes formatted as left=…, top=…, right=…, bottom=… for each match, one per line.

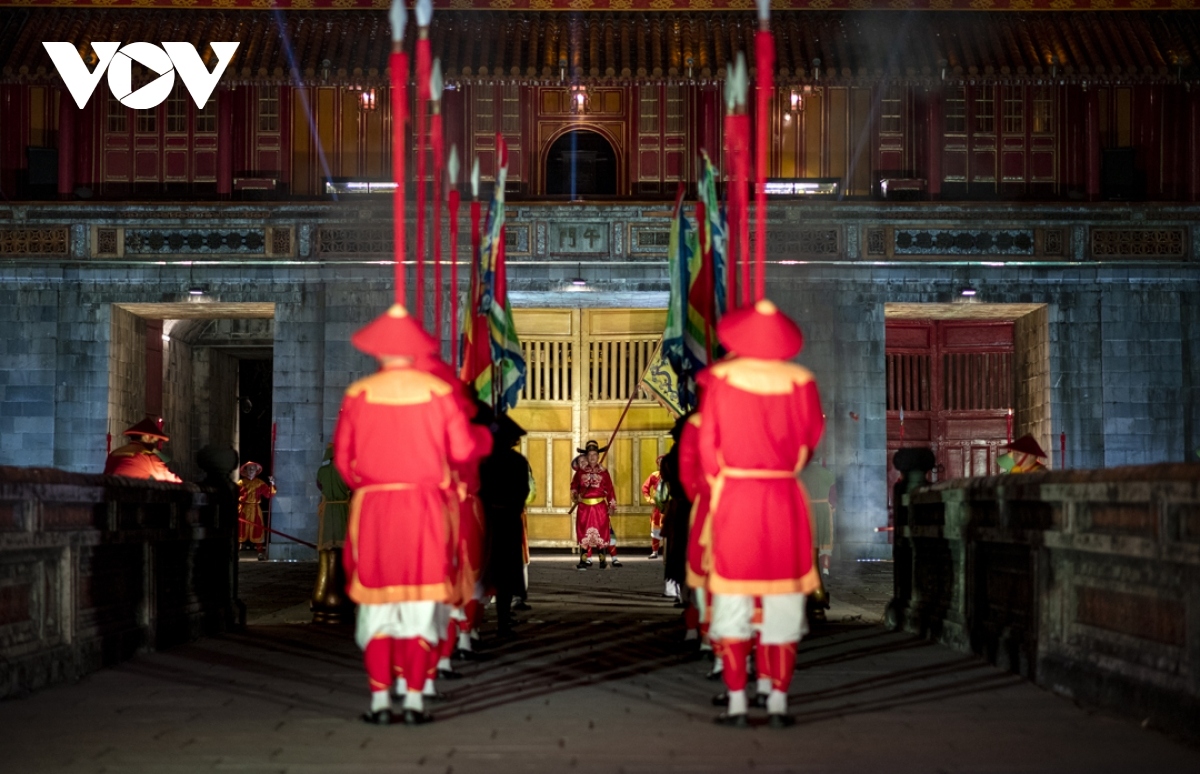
left=925, top=88, right=942, bottom=200
left=56, top=90, right=75, bottom=200
left=216, top=89, right=233, bottom=198
left=1084, top=86, right=1101, bottom=201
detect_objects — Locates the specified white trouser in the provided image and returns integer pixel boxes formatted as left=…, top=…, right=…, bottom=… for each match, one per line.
left=708, top=593, right=808, bottom=645
left=354, top=601, right=441, bottom=650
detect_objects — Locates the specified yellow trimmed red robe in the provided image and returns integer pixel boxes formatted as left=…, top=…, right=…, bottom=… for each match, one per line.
left=571, top=463, right=615, bottom=550
left=104, top=442, right=182, bottom=483
left=238, top=477, right=275, bottom=545
left=679, top=413, right=711, bottom=590
left=692, top=357, right=825, bottom=596
left=334, top=362, right=493, bottom=605
left=641, top=471, right=664, bottom=549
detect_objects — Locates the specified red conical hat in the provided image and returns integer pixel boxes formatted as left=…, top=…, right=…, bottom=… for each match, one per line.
left=123, top=417, right=169, bottom=441
left=1004, top=434, right=1047, bottom=459
left=351, top=304, right=438, bottom=359
left=716, top=299, right=804, bottom=360
left=241, top=461, right=263, bottom=477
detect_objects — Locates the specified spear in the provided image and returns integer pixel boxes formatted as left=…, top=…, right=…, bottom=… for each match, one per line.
left=388, top=0, right=408, bottom=304
left=430, top=59, right=445, bottom=353
left=448, top=145, right=461, bottom=370
left=754, top=0, right=774, bottom=302
left=415, top=0, right=433, bottom=326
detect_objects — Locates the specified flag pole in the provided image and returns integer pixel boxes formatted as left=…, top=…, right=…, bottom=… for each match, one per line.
left=388, top=0, right=408, bottom=305
left=430, top=59, right=445, bottom=350
left=753, top=0, right=774, bottom=302
left=414, top=0, right=433, bottom=326
left=448, top=145, right=461, bottom=370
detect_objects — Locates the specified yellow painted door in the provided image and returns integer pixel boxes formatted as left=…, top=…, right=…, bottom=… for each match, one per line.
left=508, top=308, right=676, bottom=548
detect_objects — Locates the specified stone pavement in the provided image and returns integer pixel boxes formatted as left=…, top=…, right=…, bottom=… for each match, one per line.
left=1, top=555, right=1196, bottom=773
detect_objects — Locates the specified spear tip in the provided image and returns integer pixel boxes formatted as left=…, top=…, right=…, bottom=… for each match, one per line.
left=388, top=0, right=406, bottom=43
left=416, top=0, right=432, bottom=28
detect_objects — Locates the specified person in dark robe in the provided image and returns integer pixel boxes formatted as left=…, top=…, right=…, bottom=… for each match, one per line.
left=479, top=413, right=531, bottom=636
left=660, top=413, right=695, bottom=629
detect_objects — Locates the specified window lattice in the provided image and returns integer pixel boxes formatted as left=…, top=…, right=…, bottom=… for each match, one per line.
left=1003, top=87, right=1023, bottom=135
left=886, top=353, right=932, bottom=412
left=665, top=85, right=684, bottom=134
left=106, top=98, right=127, bottom=133
left=943, top=352, right=1013, bottom=411
left=166, top=85, right=188, bottom=134
left=258, top=89, right=279, bottom=133
left=519, top=340, right=575, bottom=402
left=137, top=109, right=157, bottom=134
left=196, top=97, right=217, bottom=134
left=501, top=84, right=520, bottom=134
left=588, top=338, right=658, bottom=402
left=944, top=86, right=966, bottom=134
left=639, top=86, right=659, bottom=134
left=974, top=84, right=995, bottom=134
left=880, top=84, right=902, bottom=134
left=473, top=87, right=494, bottom=134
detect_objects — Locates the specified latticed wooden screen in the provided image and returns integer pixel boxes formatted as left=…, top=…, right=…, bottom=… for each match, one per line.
left=587, top=338, right=659, bottom=402
left=519, top=340, right=575, bottom=402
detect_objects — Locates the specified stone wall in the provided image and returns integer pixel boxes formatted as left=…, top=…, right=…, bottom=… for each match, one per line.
left=0, top=201, right=1198, bottom=561
left=892, top=464, right=1200, bottom=742
left=161, top=333, right=195, bottom=481
left=107, top=305, right=145, bottom=444
left=0, top=466, right=236, bottom=699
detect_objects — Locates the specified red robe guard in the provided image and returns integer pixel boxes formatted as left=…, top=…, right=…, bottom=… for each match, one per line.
left=103, top=417, right=182, bottom=483
left=334, top=304, right=492, bottom=726
left=641, top=460, right=664, bottom=558
left=571, top=440, right=620, bottom=569
left=237, top=461, right=275, bottom=558
left=687, top=299, right=825, bottom=728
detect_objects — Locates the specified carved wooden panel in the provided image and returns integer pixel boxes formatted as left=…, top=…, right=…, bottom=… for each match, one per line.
left=1090, top=229, right=1187, bottom=260
left=0, top=227, right=69, bottom=256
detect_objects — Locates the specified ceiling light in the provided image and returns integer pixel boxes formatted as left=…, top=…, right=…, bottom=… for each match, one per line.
left=188, top=287, right=205, bottom=296
left=960, top=286, right=977, bottom=297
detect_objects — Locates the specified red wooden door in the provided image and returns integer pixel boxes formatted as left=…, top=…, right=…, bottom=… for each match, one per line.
left=885, top=320, right=1014, bottom=531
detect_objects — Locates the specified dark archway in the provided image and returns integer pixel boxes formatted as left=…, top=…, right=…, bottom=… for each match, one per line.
left=545, top=130, right=617, bottom=197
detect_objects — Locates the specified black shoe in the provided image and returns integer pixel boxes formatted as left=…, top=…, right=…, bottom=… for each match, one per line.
left=454, top=648, right=479, bottom=661
left=714, top=713, right=749, bottom=728
left=705, top=668, right=724, bottom=681
left=361, top=709, right=393, bottom=725
left=711, top=692, right=728, bottom=706
left=438, top=669, right=464, bottom=680
left=610, top=557, right=622, bottom=567
left=599, top=555, right=607, bottom=569
left=752, top=693, right=768, bottom=709
left=256, top=552, right=266, bottom=561
left=648, top=551, right=660, bottom=559
left=768, top=713, right=796, bottom=729
left=402, top=709, right=434, bottom=725
left=673, top=600, right=687, bottom=608
left=576, top=560, right=589, bottom=571
left=513, top=601, right=532, bottom=611
left=423, top=690, right=448, bottom=702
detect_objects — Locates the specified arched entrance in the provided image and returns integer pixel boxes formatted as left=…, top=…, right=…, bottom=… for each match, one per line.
left=544, top=130, right=618, bottom=197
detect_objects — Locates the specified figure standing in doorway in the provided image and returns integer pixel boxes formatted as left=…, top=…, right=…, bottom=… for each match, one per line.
left=641, top=457, right=665, bottom=559
left=237, top=461, right=275, bottom=560
left=312, top=444, right=353, bottom=623
left=479, top=413, right=531, bottom=636
left=686, top=300, right=825, bottom=728
left=334, top=304, right=492, bottom=726
left=572, top=440, right=620, bottom=570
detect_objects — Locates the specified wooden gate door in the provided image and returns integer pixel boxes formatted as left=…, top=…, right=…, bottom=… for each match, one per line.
left=509, top=308, right=676, bottom=548
left=885, top=320, right=1015, bottom=529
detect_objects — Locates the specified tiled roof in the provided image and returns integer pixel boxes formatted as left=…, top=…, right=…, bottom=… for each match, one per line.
left=1, top=9, right=1196, bottom=86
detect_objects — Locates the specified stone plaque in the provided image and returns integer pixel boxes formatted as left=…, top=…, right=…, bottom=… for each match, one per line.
left=549, top=222, right=608, bottom=254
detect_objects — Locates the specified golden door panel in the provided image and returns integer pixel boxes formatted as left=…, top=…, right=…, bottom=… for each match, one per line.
left=514, top=308, right=674, bottom=547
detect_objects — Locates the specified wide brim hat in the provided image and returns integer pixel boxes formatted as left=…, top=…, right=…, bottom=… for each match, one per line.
left=1004, top=434, right=1047, bottom=459
left=577, top=439, right=608, bottom=454
left=351, top=304, right=438, bottom=359
left=494, top=413, right=527, bottom=446
left=241, top=461, right=263, bottom=476
left=123, top=417, right=169, bottom=442
left=716, top=299, right=804, bottom=360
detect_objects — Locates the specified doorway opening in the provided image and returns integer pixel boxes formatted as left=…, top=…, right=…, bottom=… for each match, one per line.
left=545, top=130, right=618, bottom=197
left=883, top=303, right=1050, bottom=532
left=507, top=308, right=674, bottom=548
left=109, top=303, right=275, bottom=485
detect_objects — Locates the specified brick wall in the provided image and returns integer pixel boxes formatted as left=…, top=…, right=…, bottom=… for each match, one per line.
left=107, top=305, right=145, bottom=444
left=161, top=332, right=194, bottom=481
